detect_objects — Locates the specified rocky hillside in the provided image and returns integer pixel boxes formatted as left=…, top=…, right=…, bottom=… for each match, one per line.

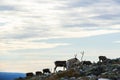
left=15, top=57, right=120, bottom=80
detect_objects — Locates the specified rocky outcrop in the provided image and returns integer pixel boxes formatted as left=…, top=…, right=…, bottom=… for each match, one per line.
left=15, top=57, right=120, bottom=80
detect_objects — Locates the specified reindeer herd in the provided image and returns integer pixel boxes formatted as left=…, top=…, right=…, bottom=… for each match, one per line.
left=26, top=54, right=110, bottom=77
left=54, top=55, right=110, bottom=72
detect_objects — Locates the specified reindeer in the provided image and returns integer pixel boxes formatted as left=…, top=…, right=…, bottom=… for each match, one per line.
left=99, top=56, right=107, bottom=62
left=26, top=72, right=34, bottom=77
left=43, top=68, right=51, bottom=74
left=82, top=61, right=92, bottom=65
left=66, top=54, right=80, bottom=70
left=54, top=61, right=66, bottom=72
left=36, top=71, right=42, bottom=76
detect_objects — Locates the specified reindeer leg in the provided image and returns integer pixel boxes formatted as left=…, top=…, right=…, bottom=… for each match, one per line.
left=63, top=67, right=65, bottom=71
left=54, top=66, right=57, bottom=73
left=64, top=66, right=66, bottom=70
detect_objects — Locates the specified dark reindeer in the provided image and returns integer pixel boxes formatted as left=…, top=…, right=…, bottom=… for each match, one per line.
left=43, top=68, right=51, bottom=74
left=54, top=54, right=81, bottom=72
left=82, top=61, right=92, bottom=65
left=54, top=61, right=66, bottom=72
left=26, top=72, right=34, bottom=77
left=36, top=71, right=42, bottom=76
left=99, top=56, right=107, bottom=62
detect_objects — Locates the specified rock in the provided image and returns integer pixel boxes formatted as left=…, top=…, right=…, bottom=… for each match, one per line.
left=87, top=75, right=97, bottom=80
left=70, top=77, right=76, bottom=80
left=98, top=78, right=110, bottom=80
left=77, top=76, right=89, bottom=80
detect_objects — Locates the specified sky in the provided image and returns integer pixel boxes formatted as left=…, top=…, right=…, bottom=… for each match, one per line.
left=0, top=0, right=120, bottom=73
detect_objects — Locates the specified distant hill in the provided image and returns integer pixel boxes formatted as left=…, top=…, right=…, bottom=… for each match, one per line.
left=0, top=72, right=25, bottom=80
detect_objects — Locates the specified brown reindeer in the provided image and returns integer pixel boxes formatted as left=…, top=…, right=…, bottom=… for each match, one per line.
left=54, top=61, right=66, bottom=72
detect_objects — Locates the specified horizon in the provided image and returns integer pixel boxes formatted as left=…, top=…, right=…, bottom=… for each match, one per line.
left=0, top=0, right=120, bottom=73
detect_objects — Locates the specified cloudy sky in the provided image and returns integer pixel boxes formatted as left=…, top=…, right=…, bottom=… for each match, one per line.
left=0, top=0, right=120, bottom=72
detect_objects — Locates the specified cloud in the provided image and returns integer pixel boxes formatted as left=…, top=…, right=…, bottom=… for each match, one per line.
left=0, top=39, right=69, bottom=51
left=0, top=5, right=15, bottom=11
left=0, top=0, right=119, bottom=52
left=0, top=59, right=54, bottom=72
left=0, top=0, right=120, bottom=73
left=114, top=41, right=120, bottom=43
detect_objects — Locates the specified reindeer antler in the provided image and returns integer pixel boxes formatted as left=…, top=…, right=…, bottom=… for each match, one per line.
left=74, top=53, right=77, bottom=58
left=80, top=51, right=84, bottom=61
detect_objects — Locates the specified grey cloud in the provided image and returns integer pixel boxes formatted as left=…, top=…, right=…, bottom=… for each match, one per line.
left=92, top=14, right=120, bottom=20
left=113, top=0, right=120, bottom=4
left=0, top=26, right=55, bottom=40
left=66, top=0, right=100, bottom=8
left=0, top=22, right=6, bottom=26
left=0, top=0, right=120, bottom=40
left=54, top=0, right=100, bottom=10
left=0, top=5, right=15, bottom=11
left=62, top=23, right=98, bottom=28
left=56, top=0, right=120, bottom=30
